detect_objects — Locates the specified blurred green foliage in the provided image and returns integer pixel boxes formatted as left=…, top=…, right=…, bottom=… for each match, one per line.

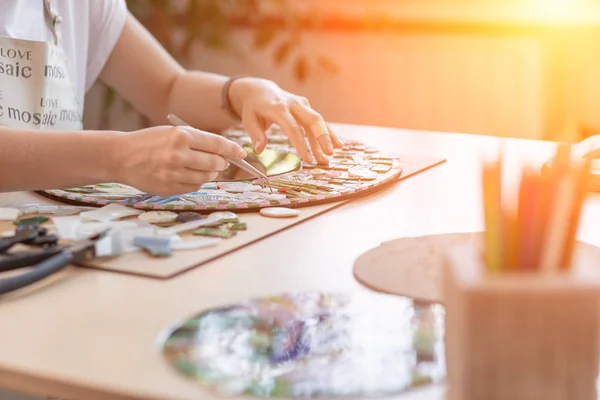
left=98, top=0, right=337, bottom=128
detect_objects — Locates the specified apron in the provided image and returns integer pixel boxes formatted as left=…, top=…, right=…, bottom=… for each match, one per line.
left=0, top=0, right=82, bottom=206
left=0, top=0, right=82, bottom=131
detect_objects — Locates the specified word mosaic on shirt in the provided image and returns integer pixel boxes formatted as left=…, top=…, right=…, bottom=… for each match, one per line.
left=0, top=41, right=82, bottom=129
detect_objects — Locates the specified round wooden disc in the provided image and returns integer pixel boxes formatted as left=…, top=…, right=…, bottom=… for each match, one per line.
left=353, top=232, right=600, bottom=304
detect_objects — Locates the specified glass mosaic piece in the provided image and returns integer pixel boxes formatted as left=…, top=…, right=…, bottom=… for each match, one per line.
left=13, top=216, right=49, bottom=226
left=160, top=292, right=445, bottom=398
left=193, top=228, right=236, bottom=238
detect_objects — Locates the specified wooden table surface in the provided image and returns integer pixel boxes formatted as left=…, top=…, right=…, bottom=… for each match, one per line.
left=0, top=123, right=598, bottom=400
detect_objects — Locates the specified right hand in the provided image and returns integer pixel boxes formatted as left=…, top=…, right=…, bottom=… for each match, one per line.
left=113, top=125, right=247, bottom=196
left=577, top=134, right=600, bottom=159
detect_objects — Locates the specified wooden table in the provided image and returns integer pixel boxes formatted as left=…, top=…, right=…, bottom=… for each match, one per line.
left=0, top=123, right=597, bottom=400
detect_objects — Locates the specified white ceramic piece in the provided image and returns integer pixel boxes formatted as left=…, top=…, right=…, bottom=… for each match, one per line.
left=37, top=205, right=59, bottom=214
left=54, top=206, right=82, bottom=216
left=208, top=212, right=238, bottom=222
left=0, top=207, right=22, bottom=221
left=81, top=203, right=142, bottom=222
left=259, top=207, right=300, bottom=218
left=348, top=166, right=378, bottom=180
left=170, top=238, right=222, bottom=250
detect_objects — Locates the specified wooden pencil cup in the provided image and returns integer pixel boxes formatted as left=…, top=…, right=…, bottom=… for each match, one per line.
left=444, top=246, right=600, bottom=400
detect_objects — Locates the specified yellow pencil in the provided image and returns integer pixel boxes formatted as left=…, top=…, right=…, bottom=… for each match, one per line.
left=482, top=156, right=503, bottom=273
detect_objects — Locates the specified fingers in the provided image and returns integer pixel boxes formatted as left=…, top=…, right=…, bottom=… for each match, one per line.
left=182, top=127, right=247, bottom=160
left=305, top=126, right=329, bottom=164
left=265, top=107, right=315, bottom=163
left=157, top=169, right=219, bottom=197
left=176, top=169, right=220, bottom=185
left=184, top=151, right=230, bottom=172
left=290, top=101, right=334, bottom=158
left=327, top=124, right=344, bottom=149
left=242, top=107, right=268, bottom=154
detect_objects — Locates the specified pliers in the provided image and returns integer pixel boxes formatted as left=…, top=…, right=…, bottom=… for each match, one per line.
left=0, top=225, right=107, bottom=295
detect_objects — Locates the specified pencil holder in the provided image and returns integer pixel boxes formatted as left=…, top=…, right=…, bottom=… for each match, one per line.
left=443, top=245, right=600, bottom=400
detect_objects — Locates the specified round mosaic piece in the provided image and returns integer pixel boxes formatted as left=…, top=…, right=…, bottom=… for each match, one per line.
left=259, top=207, right=300, bottom=218
left=160, top=292, right=445, bottom=398
left=39, top=126, right=403, bottom=212
left=138, top=211, right=178, bottom=225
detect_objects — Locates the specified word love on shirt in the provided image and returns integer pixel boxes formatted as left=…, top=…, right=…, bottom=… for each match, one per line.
left=0, top=46, right=32, bottom=79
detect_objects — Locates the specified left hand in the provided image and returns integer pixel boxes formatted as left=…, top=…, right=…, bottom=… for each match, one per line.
left=228, top=77, right=343, bottom=164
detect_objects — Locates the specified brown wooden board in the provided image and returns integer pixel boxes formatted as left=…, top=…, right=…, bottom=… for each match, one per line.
left=76, top=155, right=445, bottom=279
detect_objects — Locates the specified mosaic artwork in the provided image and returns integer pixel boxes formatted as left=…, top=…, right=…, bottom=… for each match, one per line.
left=160, top=292, right=446, bottom=398
left=39, top=126, right=403, bottom=212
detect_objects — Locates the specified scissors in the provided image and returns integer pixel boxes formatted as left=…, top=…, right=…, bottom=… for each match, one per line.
left=167, top=114, right=274, bottom=193
left=0, top=225, right=107, bottom=295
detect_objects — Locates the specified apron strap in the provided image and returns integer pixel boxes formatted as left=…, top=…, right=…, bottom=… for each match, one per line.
left=43, top=0, right=62, bottom=46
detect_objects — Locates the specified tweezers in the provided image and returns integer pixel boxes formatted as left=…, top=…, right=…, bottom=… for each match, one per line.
left=167, top=114, right=273, bottom=193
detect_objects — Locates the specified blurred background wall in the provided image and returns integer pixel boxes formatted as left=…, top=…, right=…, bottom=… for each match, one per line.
left=83, top=0, right=600, bottom=143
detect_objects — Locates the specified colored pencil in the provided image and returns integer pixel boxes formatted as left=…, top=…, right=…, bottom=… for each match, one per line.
left=516, top=168, right=541, bottom=270
left=560, top=157, right=591, bottom=269
left=539, top=158, right=580, bottom=272
left=504, top=199, right=519, bottom=271
left=530, top=169, right=553, bottom=271
left=481, top=141, right=592, bottom=274
left=482, top=156, right=503, bottom=273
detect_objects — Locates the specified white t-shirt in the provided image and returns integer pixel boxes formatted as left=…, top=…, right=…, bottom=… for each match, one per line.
left=0, top=0, right=127, bottom=109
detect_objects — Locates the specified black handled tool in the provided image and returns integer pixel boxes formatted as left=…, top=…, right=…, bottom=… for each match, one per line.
left=0, top=231, right=107, bottom=295
left=0, top=225, right=41, bottom=253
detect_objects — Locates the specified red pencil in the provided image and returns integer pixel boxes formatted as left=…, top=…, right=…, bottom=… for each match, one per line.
left=516, top=168, right=544, bottom=270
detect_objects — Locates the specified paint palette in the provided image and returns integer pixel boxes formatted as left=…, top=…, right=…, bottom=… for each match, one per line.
left=160, top=292, right=445, bottom=398
left=38, top=125, right=403, bottom=212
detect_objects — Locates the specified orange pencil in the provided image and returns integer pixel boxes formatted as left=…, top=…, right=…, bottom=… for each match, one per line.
left=539, top=158, right=580, bottom=272
left=516, top=168, right=544, bottom=270
left=531, top=167, right=553, bottom=270
left=504, top=199, right=519, bottom=270
left=516, top=169, right=532, bottom=270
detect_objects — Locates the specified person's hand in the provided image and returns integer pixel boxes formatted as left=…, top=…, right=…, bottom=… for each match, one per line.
left=112, top=126, right=247, bottom=196
left=576, top=134, right=600, bottom=159
left=228, top=77, right=344, bottom=164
